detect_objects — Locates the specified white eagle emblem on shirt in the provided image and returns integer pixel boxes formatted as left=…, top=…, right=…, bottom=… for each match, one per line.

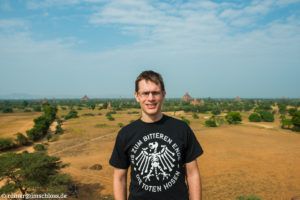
left=135, top=141, right=176, bottom=182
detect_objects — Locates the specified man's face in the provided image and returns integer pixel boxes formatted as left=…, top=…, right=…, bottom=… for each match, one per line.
left=134, top=79, right=166, bottom=118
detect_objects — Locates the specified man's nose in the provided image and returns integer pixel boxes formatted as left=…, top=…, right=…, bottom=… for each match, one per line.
left=148, top=92, right=155, bottom=100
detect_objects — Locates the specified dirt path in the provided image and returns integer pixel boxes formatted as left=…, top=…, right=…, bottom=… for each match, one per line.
left=242, top=122, right=274, bottom=129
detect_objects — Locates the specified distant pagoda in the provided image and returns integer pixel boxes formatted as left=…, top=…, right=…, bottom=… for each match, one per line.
left=42, top=98, right=48, bottom=104
left=182, top=92, right=192, bottom=101
left=80, top=95, right=89, bottom=101
left=199, top=99, right=205, bottom=106
left=235, top=96, right=241, bottom=102
left=107, top=102, right=112, bottom=110
left=190, top=98, right=198, bottom=106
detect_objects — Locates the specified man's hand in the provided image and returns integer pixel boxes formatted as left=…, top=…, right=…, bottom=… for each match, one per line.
left=186, top=159, right=202, bottom=200
left=113, top=168, right=128, bottom=200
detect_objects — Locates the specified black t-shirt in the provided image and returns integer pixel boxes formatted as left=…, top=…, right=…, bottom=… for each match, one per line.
left=109, top=114, right=203, bottom=200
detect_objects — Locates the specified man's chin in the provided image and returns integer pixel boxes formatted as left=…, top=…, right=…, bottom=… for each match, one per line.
left=143, top=109, right=159, bottom=116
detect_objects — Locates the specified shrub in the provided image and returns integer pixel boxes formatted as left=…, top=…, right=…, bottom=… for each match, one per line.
left=46, top=134, right=52, bottom=141
left=248, top=113, right=262, bottom=122
left=26, top=128, right=43, bottom=141
left=261, top=111, right=274, bottom=122
left=81, top=113, right=95, bottom=117
left=15, top=132, right=28, bottom=146
left=56, top=125, right=64, bottom=134
left=192, top=113, right=199, bottom=119
left=225, top=112, right=242, bottom=124
left=33, top=144, right=46, bottom=151
left=281, top=119, right=292, bottom=129
left=2, top=107, right=13, bottom=113
left=288, top=108, right=297, bottom=116
left=0, top=138, right=14, bottom=151
left=106, top=114, right=115, bottom=121
left=205, top=120, right=217, bottom=127
left=180, top=116, right=190, bottom=125
left=291, top=111, right=300, bottom=132
left=24, top=109, right=32, bottom=112
left=216, top=117, right=225, bottom=126
left=127, top=111, right=139, bottom=114
left=211, top=108, right=221, bottom=115
left=61, top=106, right=67, bottom=110
left=33, top=106, right=42, bottom=112
left=106, top=111, right=117, bottom=115
left=64, top=110, right=78, bottom=120
left=118, top=123, right=124, bottom=128
left=236, top=194, right=261, bottom=200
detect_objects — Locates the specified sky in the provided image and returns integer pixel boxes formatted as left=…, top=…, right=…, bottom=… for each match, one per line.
left=0, top=0, right=300, bottom=99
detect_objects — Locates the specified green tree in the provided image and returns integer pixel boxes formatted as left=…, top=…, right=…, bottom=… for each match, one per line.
left=33, top=106, right=42, bottom=112
left=225, top=112, right=242, bottom=124
left=278, top=104, right=287, bottom=114
left=0, top=152, right=71, bottom=198
left=291, top=111, right=300, bottom=132
left=288, top=108, right=297, bottom=116
left=211, top=107, right=221, bottom=115
left=205, top=119, right=217, bottom=127
left=15, top=132, right=28, bottom=146
left=26, top=105, right=58, bottom=141
left=248, top=113, right=262, bottom=122
left=33, top=144, right=46, bottom=151
left=64, top=110, right=78, bottom=120
left=56, top=125, right=64, bottom=134
left=261, top=111, right=274, bottom=122
left=2, top=107, right=13, bottom=113
left=281, top=118, right=292, bottom=129
left=0, top=138, right=14, bottom=151
left=192, top=113, right=199, bottom=119
left=90, top=104, right=96, bottom=110
left=22, top=100, right=29, bottom=108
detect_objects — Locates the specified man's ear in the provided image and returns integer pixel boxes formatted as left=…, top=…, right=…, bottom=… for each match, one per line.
left=162, top=91, right=166, bottom=100
left=134, top=92, right=140, bottom=103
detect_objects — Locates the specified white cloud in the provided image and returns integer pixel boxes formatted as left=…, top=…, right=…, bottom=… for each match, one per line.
left=1, top=0, right=299, bottom=97
left=0, top=19, right=28, bottom=31
left=26, top=0, right=106, bottom=9
left=0, top=0, right=12, bottom=11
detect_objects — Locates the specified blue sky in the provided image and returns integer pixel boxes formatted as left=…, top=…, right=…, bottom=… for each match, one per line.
left=0, top=0, right=300, bottom=99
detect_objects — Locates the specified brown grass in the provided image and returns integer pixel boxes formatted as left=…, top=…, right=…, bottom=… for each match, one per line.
left=1, top=108, right=300, bottom=200
left=0, top=112, right=42, bottom=138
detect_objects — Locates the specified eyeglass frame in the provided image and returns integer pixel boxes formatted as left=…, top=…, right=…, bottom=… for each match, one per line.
left=137, top=90, right=163, bottom=99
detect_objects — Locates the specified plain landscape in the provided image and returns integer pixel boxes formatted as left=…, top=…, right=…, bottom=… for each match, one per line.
left=0, top=98, right=300, bottom=200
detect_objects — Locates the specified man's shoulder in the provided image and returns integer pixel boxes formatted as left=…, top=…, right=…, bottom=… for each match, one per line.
left=119, top=118, right=141, bottom=134
left=163, top=114, right=190, bottom=129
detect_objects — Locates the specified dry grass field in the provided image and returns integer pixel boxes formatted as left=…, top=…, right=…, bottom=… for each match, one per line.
left=1, top=108, right=300, bottom=200
left=0, top=112, right=41, bottom=138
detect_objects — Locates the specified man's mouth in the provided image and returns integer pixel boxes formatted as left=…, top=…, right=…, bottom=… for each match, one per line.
left=146, top=103, right=157, bottom=109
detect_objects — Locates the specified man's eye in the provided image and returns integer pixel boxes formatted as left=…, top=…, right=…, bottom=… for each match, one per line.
left=143, top=92, right=150, bottom=95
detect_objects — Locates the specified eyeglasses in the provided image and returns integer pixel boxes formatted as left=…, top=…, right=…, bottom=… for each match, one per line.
left=138, top=91, right=162, bottom=98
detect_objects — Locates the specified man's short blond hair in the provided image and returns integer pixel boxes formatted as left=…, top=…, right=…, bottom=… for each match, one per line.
left=135, top=70, right=165, bottom=92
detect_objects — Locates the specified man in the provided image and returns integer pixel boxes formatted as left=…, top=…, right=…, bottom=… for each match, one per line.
left=109, top=70, right=203, bottom=200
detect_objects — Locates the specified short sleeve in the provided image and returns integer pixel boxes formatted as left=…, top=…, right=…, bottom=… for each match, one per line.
left=109, top=131, right=130, bottom=169
left=183, top=125, right=203, bottom=163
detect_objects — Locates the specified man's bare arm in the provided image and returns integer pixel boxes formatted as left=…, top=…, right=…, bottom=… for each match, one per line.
left=113, top=168, right=128, bottom=200
left=186, top=159, right=202, bottom=200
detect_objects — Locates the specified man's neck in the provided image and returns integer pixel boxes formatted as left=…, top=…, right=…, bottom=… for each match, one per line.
left=141, top=112, right=163, bottom=123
